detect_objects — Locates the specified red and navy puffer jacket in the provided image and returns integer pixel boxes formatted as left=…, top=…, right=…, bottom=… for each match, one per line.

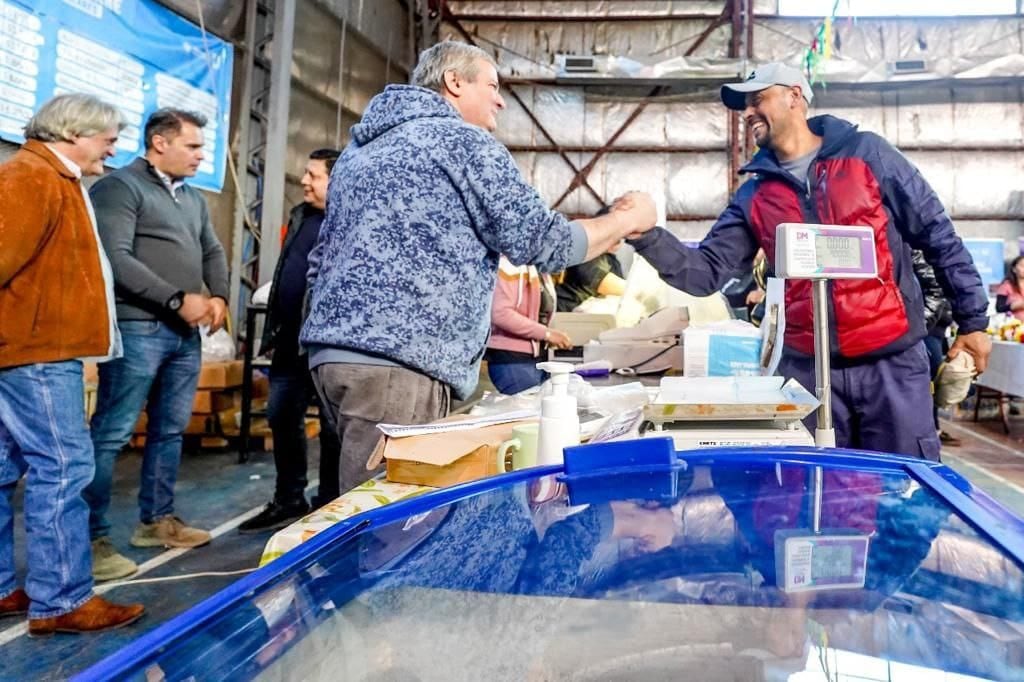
left=631, top=115, right=989, bottom=360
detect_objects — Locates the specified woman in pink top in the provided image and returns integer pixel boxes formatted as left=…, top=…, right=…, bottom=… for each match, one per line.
left=486, top=256, right=573, bottom=394
left=996, top=255, right=1024, bottom=321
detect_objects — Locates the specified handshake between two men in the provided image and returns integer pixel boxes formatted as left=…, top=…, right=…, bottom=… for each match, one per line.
left=575, top=190, right=660, bottom=263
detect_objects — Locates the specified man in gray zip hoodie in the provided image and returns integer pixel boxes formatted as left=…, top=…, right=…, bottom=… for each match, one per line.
left=302, top=42, right=658, bottom=491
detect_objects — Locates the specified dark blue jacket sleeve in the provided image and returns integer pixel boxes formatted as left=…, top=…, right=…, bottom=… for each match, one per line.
left=873, top=135, right=990, bottom=334
left=628, top=197, right=760, bottom=296
left=514, top=505, right=613, bottom=596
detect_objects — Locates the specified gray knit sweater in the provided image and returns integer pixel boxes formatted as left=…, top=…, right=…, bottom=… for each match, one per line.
left=90, top=157, right=229, bottom=327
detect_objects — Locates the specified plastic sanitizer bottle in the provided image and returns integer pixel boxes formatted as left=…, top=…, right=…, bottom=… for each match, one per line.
left=535, top=361, right=581, bottom=466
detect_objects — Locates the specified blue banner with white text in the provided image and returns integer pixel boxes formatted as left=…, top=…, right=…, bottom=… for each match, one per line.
left=0, top=0, right=233, bottom=192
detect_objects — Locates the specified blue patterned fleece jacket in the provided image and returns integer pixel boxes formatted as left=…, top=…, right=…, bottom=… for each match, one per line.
left=301, top=85, right=586, bottom=399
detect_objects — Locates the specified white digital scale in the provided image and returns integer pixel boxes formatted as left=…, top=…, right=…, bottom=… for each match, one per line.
left=775, top=223, right=876, bottom=581
left=653, top=419, right=814, bottom=450
left=648, top=224, right=879, bottom=586
left=643, top=223, right=879, bottom=454
left=775, top=223, right=879, bottom=448
left=775, top=223, right=878, bottom=280
left=643, top=376, right=819, bottom=448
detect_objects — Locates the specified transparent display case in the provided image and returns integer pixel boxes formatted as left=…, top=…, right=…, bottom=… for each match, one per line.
left=77, top=444, right=1024, bottom=682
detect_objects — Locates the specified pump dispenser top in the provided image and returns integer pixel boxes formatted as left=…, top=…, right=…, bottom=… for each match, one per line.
left=535, top=361, right=580, bottom=466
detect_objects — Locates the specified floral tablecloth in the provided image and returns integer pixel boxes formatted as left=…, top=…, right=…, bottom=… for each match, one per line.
left=259, top=477, right=434, bottom=566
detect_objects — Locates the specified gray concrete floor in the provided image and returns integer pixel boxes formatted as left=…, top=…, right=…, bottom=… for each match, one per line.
left=0, top=441, right=322, bottom=680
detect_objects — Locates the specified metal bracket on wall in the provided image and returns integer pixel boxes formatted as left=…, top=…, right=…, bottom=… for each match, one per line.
left=228, top=0, right=273, bottom=338
left=228, top=0, right=294, bottom=342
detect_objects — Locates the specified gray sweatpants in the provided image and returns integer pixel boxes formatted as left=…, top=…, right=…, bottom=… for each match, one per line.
left=312, top=363, right=450, bottom=491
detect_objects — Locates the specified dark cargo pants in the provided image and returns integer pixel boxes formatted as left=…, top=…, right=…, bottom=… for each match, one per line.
left=778, top=341, right=941, bottom=461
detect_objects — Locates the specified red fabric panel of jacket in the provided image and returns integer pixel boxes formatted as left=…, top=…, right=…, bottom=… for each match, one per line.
left=748, top=158, right=909, bottom=357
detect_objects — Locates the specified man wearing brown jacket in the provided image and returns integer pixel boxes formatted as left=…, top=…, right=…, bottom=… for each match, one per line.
left=0, top=94, right=143, bottom=636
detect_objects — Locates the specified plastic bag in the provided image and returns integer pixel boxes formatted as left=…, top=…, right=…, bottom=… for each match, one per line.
left=201, top=327, right=236, bottom=361
left=934, top=352, right=976, bottom=407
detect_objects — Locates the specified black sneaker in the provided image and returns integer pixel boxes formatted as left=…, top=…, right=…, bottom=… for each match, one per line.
left=310, top=493, right=339, bottom=510
left=239, top=501, right=310, bottom=534
left=938, top=430, right=962, bottom=447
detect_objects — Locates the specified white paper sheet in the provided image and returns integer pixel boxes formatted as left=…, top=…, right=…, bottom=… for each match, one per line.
left=377, top=410, right=539, bottom=438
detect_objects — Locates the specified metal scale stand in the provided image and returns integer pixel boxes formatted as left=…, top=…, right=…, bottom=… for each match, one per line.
left=775, top=223, right=879, bottom=534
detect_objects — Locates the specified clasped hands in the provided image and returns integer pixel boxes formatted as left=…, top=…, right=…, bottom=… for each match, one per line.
left=178, top=293, right=228, bottom=333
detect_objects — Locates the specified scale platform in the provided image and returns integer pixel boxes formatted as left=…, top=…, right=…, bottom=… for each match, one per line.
left=647, top=419, right=814, bottom=448
left=641, top=376, right=818, bottom=449
left=643, top=376, right=818, bottom=424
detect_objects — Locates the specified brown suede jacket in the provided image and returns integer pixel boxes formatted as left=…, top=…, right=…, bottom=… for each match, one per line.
left=0, top=140, right=111, bottom=368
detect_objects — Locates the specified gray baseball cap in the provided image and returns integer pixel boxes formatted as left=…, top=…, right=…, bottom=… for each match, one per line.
left=721, top=63, right=814, bottom=111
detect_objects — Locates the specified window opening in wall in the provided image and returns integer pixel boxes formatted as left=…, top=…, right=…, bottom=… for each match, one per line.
left=778, top=0, right=1016, bottom=16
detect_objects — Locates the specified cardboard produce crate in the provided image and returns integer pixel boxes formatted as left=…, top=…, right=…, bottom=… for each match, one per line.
left=197, top=360, right=244, bottom=389
left=192, top=389, right=238, bottom=414
left=367, top=419, right=529, bottom=488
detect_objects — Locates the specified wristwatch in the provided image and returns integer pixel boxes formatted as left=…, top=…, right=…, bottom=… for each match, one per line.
left=166, top=291, right=185, bottom=312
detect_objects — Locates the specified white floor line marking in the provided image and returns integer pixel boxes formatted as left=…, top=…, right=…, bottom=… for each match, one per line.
left=941, top=420, right=1024, bottom=461
left=945, top=455, right=1024, bottom=499
left=0, top=479, right=318, bottom=648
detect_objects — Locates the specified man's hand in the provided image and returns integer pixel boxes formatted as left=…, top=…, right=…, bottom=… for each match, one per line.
left=610, top=501, right=675, bottom=554
left=545, top=329, right=573, bottom=350
left=179, top=293, right=214, bottom=327
left=611, top=191, right=658, bottom=238
left=208, top=297, right=229, bottom=333
left=948, top=330, right=992, bottom=374
left=746, top=288, right=766, bottom=306
left=579, top=192, right=660, bottom=262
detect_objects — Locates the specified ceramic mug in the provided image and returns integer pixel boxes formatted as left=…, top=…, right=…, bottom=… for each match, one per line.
left=496, top=423, right=540, bottom=472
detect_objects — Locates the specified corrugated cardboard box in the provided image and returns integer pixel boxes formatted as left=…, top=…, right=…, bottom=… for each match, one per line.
left=192, top=389, right=238, bottom=414
left=367, top=419, right=534, bottom=488
left=197, top=360, right=244, bottom=389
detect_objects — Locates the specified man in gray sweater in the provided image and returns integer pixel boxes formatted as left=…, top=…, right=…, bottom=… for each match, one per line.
left=84, top=109, right=229, bottom=581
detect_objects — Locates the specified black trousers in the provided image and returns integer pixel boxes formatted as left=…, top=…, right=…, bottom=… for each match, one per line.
left=267, top=352, right=342, bottom=506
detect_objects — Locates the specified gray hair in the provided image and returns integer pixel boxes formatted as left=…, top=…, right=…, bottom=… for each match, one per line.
left=412, top=41, right=497, bottom=93
left=24, top=93, right=125, bottom=142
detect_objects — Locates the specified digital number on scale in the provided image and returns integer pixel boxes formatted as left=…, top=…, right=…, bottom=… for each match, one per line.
left=815, top=235, right=862, bottom=269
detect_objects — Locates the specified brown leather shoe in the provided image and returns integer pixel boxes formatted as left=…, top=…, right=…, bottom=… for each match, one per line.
left=0, top=588, right=29, bottom=618
left=28, top=595, right=144, bottom=637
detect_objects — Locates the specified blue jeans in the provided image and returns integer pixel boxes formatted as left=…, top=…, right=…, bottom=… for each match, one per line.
left=0, top=361, right=94, bottom=617
left=84, top=321, right=201, bottom=539
left=487, top=360, right=546, bottom=395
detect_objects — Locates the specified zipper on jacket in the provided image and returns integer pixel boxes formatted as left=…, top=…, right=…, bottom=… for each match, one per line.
left=802, top=160, right=842, bottom=358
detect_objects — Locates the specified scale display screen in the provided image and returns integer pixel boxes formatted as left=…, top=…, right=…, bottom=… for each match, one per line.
left=775, top=531, right=871, bottom=593
left=776, top=223, right=878, bottom=279
left=815, top=235, right=862, bottom=269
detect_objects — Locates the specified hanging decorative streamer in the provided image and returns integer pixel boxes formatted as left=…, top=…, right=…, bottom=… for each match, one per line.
left=804, top=0, right=844, bottom=86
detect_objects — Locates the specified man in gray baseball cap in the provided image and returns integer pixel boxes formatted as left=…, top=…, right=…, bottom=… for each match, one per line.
left=720, top=62, right=814, bottom=112
left=622, top=60, right=991, bottom=463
